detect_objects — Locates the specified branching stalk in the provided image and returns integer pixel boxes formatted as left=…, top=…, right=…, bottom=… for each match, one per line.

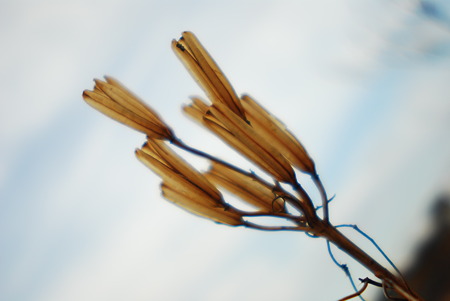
left=315, top=222, right=422, bottom=301
left=171, top=137, right=309, bottom=218
left=83, top=31, right=424, bottom=301
left=173, top=137, right=422, bottom=300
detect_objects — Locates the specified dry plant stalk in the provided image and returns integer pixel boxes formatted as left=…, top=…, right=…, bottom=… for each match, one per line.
left=83, top=31, right=423, bottom=301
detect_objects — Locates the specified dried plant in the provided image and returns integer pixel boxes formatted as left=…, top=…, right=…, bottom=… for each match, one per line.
left=83, top=32, right=423, bottom=300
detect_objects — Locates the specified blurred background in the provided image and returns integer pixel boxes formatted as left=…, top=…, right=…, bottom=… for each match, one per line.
left=1, top=0, right=450, bottom=300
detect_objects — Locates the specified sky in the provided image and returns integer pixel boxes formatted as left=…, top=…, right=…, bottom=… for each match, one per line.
left=1, top=0, right=450, bottom=300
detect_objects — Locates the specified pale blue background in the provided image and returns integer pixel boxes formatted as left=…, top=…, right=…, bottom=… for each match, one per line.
left=1, top=0, right=450, bottom=300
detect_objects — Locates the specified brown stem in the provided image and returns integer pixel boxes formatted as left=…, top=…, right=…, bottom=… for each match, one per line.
left=312, top=173, right=329, bottom=222
left=338, top=281, right=369, bottom=301
left=243, top=221, right=307, bottom=232
left=171, top=138, right=422, bottom=300
left=171, top=138, right=247, bottom=175
left=312, top=220, right=423, bottom=301
left=291, top=181, right=319, bottom=224
left=172, top=137, right=309, bottom=218
left=231, top=208, right=302, bottom=220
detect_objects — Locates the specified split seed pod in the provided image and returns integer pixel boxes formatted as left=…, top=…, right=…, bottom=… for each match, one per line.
left=183, top=97, right=297, bottom=184
left=241, top=95, right=316, bottom=174
left=83, top=77, right=174, bottom=140
left=205, top=162, right=286, bottom=213
left=172, top=31, right=247, bottom=121
left=136, top=139, right=243, bottom=226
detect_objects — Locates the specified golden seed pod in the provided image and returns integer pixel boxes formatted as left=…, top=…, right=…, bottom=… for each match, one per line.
left=241, top=95, right=316, bottom=174
left=82, top=77, right=174, bottom=140
left=161, top=183, right=243, bottom=226
left=172, top=31, right=247, bottom=121
left=135, top=139, right=243, bottom=226
left=205, top=162, right=285, bottom=213
left=183, top=98, right=297, bottom=184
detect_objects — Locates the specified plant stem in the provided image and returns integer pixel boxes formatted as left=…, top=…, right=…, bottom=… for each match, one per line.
left=171, top=137, right=309, bottom=216
left=171, top=137, right=423, bottom=300
left=338, top=280, right=369, bottom=301
left=171, top=138, right=247, bottom=175
left=313, top=221, right=423, bottom=301
left=312, top=174, right=329, bottom=222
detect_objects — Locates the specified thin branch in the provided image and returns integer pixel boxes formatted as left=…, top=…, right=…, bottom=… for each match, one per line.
left=315, top=194, right=335, bottom=211
left=336, top=224, right=405, bottom=281
left=172, top=137, right=309, bottom=218
left=312, top=173, right=329, bottom=222
left=338, top=281, right=369, bottom=301
left=359, top=277, right=382, bottom=288
left=327, top=240, right=365, bottom=301
left=233, top=209, right=303, bottom=220
left=290, top=181, right=318, bottom=224
left=243, top=221, right=309, bottom=232
left=171, top=138, right=249, bottom=176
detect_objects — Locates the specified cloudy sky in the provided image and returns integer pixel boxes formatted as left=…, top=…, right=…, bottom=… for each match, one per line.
left=1, top=0, right=450, bottom=300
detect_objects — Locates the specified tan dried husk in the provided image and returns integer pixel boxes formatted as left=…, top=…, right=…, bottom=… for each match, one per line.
left=135, top=140, right=242, bottom=225
left=241, top=95, right=315, bottom=174
left=138, top=139, right=221, bottom=203
left=205, top=162, right=285, bottom=212
left=183, top=98, right=296, bottom=184
left=83, top=77, right=174, bottom=140
left=161, top=183, right=243, bottom=226
left=172, top=32, right=246, bottom=121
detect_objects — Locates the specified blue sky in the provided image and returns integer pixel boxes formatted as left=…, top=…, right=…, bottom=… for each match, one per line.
left=1, top=0, right=450, bottom=300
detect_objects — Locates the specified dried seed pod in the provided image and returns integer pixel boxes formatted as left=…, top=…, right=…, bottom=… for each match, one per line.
left=241, top=95, right=316, bottom=174
left=83, top=77, right=174, bottom=140
left=141, top=139, right=222, bottom=202
left=183, top=98, right=297, bottom=184
left=161, top=183, right=242, bottom=226
left=172, top=31, right=247, bottom=121
left=136, top=139, right=243, bottom=226
left=205, top=162, right=285, bottom=212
